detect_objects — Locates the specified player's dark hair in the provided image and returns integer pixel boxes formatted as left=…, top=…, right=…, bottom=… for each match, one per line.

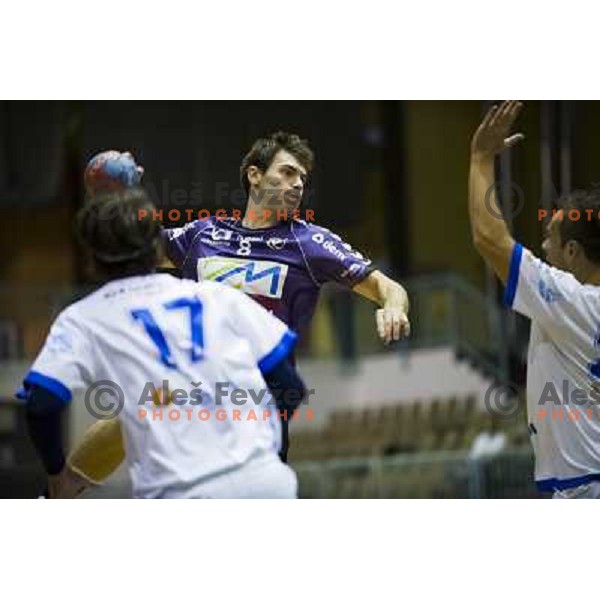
left=76, top=187, right=163, bottom=279
left=559, top=187, right=600, bottom=265
left=240, top=131, right=314, bottom=197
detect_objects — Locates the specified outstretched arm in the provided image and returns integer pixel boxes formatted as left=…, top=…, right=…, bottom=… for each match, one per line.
left=469, top=100, right=524, bottom=283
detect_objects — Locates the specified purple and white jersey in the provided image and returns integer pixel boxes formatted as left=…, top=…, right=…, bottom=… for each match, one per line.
left=162, top=217, right=374, bottom=336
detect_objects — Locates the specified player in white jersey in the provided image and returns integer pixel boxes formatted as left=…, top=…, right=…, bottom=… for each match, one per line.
left=19, top=188, right=306, bottom=498
left=469, top=101, right=600, bottom=498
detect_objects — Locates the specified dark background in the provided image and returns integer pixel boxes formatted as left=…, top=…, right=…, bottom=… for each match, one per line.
left=4, top=101, right=600, bottom=290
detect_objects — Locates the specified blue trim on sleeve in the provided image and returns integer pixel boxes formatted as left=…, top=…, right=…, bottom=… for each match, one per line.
left=258, top=330, right=298, bottom=375
left=504, top=243, right=524, bottom=308
left=21, top=371, right=72, bottom=404
left=536, top=472, right=600, bottom=492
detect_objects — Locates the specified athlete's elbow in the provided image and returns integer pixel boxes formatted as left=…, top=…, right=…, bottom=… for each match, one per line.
left=288, top=371, right=307, bottom=404
left=472, top=231, right=487, bottom=255
left=473, top=234, right=513, bottom=284
left=472, top=228, right=497, bottom=256
left=288, top=371, right=308, bottom=412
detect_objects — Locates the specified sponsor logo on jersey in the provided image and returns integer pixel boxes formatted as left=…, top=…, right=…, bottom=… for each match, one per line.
left=201, top=238, right=231, bottom=247
left=237, top=235, right=264, bottom=243
left=312, top=232, right=347, bottom=262
left=210, top=226, right=233, bottom=241
left=168, top=221, right=196, bottom=240
left=311, top=227, right=370, bottom=263
left=538, top=278, right=563, bottom=303
left=197, top=257, right=288, bottom=298
left=323, top=240, right=346, bottom=262
left=267, top=237, right=287, bottom=250
left=199, top=225, right=234, bottom=246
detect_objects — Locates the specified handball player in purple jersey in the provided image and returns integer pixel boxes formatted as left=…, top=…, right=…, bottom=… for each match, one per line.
left=162, top=132, right=409, bottom=346
left=158, top=133, right=410, bottom=458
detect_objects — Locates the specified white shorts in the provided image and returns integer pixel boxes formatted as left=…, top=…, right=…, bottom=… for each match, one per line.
left=553, top=481, right=600, bottom=499
left=150, top=454, right=298, bottom=499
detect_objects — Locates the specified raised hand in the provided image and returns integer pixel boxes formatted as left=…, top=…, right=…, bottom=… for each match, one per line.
left=471, top=101, right=524, bottom=159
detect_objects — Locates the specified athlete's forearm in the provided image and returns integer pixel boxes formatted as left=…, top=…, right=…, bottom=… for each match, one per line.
left=469, top=154, right=510, bottom=246
left=353, top=270, right=410, bottom=342
left=371, top=272, right=409, bottom=312
left=469, top=154, right=514, bottom=283
left=379, top=277, right=409, bottom=313
left=353, top=271, right=409, bottom=312
left=25, top=385, right=67, bottom=475
left=68, top=418, right=125, bottom=484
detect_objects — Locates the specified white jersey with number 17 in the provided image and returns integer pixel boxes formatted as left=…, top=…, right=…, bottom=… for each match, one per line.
left=19, top=274, right=298, bottom=498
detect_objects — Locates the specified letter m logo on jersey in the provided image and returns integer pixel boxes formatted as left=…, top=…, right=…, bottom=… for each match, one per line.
left=197, top=257, right=288, bottom=298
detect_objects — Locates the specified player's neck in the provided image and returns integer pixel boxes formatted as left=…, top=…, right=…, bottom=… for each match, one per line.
left=583, top=270, right=600, bottom=286
left=577, top=262, right=600, bottom=286
left=241, top=200, right=280, bottom=229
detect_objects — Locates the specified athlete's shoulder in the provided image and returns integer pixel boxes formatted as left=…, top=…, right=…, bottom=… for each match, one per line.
left=164, top=218, right=215, bottom=241
left=522, top=247, right=592, bottom=300
left=49, top=296, right=90, bottom=333
left=217, top=217, right=241, bottom=228
left=208, top=217, right=243, bottom=235
left=292, top=219, right=342, bottom=242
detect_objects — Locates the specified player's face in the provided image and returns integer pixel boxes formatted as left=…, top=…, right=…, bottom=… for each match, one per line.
left=542, top=212, right=581, bottom=272
left=255, top=150, right=307, bottom=209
